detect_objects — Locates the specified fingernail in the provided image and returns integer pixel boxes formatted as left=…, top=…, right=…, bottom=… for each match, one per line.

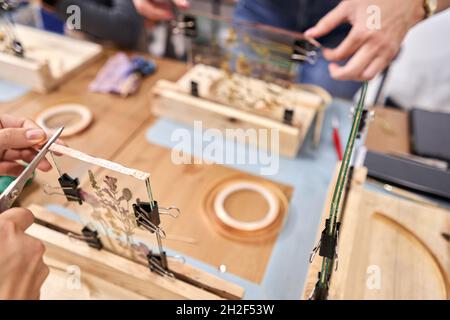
left=26, top=129, right=46, bottom=142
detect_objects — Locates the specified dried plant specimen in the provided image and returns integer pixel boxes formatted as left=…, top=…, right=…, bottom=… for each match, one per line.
left=88, top=170, right=137, bottom=247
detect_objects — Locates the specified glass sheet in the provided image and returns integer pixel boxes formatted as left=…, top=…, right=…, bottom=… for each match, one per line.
left=41, top=147, right=177, bottom=275
left=184, top=11, right=316, bottom=86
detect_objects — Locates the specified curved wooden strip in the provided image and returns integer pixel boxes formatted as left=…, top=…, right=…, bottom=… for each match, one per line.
left=374, top=212, right=449, bottom=299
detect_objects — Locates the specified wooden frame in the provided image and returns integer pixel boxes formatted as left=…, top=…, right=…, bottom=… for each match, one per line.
left=28, top=205, right=244, bottom=300
left=303, top=167, right=450, bottom=300
left=151, top=65, right=331, bottom=158
left=0, top=25, right=103, bottom=92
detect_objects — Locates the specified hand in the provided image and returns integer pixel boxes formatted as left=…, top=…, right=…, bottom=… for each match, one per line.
left=0, top=208, right=49, bottom=300
left=305, top=0, right=426, bottom=81
left=133, top=0, right=190, bottom=21
left=0, top=114, right=52, bottom=177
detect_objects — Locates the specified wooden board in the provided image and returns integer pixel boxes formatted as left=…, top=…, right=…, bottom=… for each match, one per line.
left=303, top=167, right=450, bottom=300
left=0, top=25, right=103, bottom=92
left=153, top=80, right=305, bottom=157
left=365, top=107, right=411, bottom=155
left=89, top=126, right=293, bottom=284
left=29, top=205, right=244, bottom=300
left=151, top=64, right=331, bottom=158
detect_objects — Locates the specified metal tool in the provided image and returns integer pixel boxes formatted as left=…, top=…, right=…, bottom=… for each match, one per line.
left=0, top=0, right=25, bottom=56
left=0, top=127, right=64, bottom=213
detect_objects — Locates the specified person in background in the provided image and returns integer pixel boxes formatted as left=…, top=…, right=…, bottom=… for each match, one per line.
left=40, top=0, right=145, bottom=49
left=0, top=115, right=53, bottom=300
left=232, top=0, right=450, bottom=99
left=39, top=0, right=185, bottom=49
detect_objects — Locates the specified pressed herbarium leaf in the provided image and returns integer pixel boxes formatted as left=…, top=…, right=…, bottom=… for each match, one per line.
left=85, top=173, right=140, bottom=250
left=88, top=170, right=99, bottom=190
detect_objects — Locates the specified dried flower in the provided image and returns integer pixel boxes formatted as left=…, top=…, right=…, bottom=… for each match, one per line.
left=89, top=170, right=98, bottom=189
left=119, top=188, right=132, bottom=202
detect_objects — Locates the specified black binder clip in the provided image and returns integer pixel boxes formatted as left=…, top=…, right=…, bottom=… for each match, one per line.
left=291, top=39, right=320, bottom=64
left=318, top=219, right=340, bottom=261
left=146, top=251, right=171, bottom=277
left=133, top=199, right=161, bottom=233
left=357, top=109, right=374, bottom=138
left=309, top=222, right=341, bottom=300
left=58, top=173, right=83, bottom=205
left=81, top=226, right=103, bottom=250
left=191, top=80, right=199, bottom=97
left=283, top=108, right=295, bottom=125
left=309, top=219, right=341, bottom=268
left=310, top=272, right=330, bottom=300
left=172, top=14, right=197, bottom=37
left=0, top=0, right=15, bottom=12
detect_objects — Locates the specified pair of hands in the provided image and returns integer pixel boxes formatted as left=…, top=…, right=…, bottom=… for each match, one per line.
left=134, top=0, right=427, bottom=81
left=0, top=115, right=54, bottom=300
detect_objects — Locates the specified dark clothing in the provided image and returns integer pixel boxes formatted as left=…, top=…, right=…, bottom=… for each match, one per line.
left=236, top=0, right=351, bottom=47
left=235, top=0, right=361, bottom=99
left=49, top=0, right=144, bottom=49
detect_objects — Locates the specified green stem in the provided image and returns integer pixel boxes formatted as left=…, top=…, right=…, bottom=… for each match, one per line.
left=319, top=82, right=368, bottom=288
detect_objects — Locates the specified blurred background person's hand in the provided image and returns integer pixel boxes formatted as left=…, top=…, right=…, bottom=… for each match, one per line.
left=133, top=0, right=189, bottom=21
left=305, top=0, right=432, bottom=81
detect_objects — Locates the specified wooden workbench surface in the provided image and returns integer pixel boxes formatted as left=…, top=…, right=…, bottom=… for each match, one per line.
left=0, top=50, right=293, bottom=284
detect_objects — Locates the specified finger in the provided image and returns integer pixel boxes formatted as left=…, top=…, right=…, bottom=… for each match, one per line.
left=55, top=139, right=67, bottom=147
left=323, top=27, right=369, bottom=62
left=173, top=0, right=190, bottom=9
left=33, top=263, right=50, bottom=296
left=0, top=115, right=43, bottom=131
left=2, top=149, right=37, bottom=162
left=49, top=140, right=67, bottom=157
left=361, top=57, right=390, bottom=81
left=0, top=162, right=26, bottom=176
left=28, top=263, right=49, bottom=300
left=0, top=128, right=47, bottom=150
left=2, top=149, right=52, bottom=172
left=135, top=0, right=174, bottom=21
left=304, top=2, right=349, bottom=39
left=329, top=43, right=377, bottom=81
left=15, top=236, right=47, bottom=300
left=1, top=207, right=35, bottom=231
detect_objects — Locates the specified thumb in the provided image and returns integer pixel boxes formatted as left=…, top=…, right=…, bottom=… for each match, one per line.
left=304, top=2, right=349, bottom=39
left=0, top=128, right=47, bottom=150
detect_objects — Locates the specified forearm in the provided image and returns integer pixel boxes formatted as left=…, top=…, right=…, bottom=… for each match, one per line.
left=44, top=0, right=144, bottom=49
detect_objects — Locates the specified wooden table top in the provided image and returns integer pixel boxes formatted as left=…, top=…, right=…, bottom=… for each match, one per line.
left=0, top=50, right=293, bottom=284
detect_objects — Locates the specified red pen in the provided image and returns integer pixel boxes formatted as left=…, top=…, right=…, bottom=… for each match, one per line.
left=332, top=117, right=343, bottom=161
